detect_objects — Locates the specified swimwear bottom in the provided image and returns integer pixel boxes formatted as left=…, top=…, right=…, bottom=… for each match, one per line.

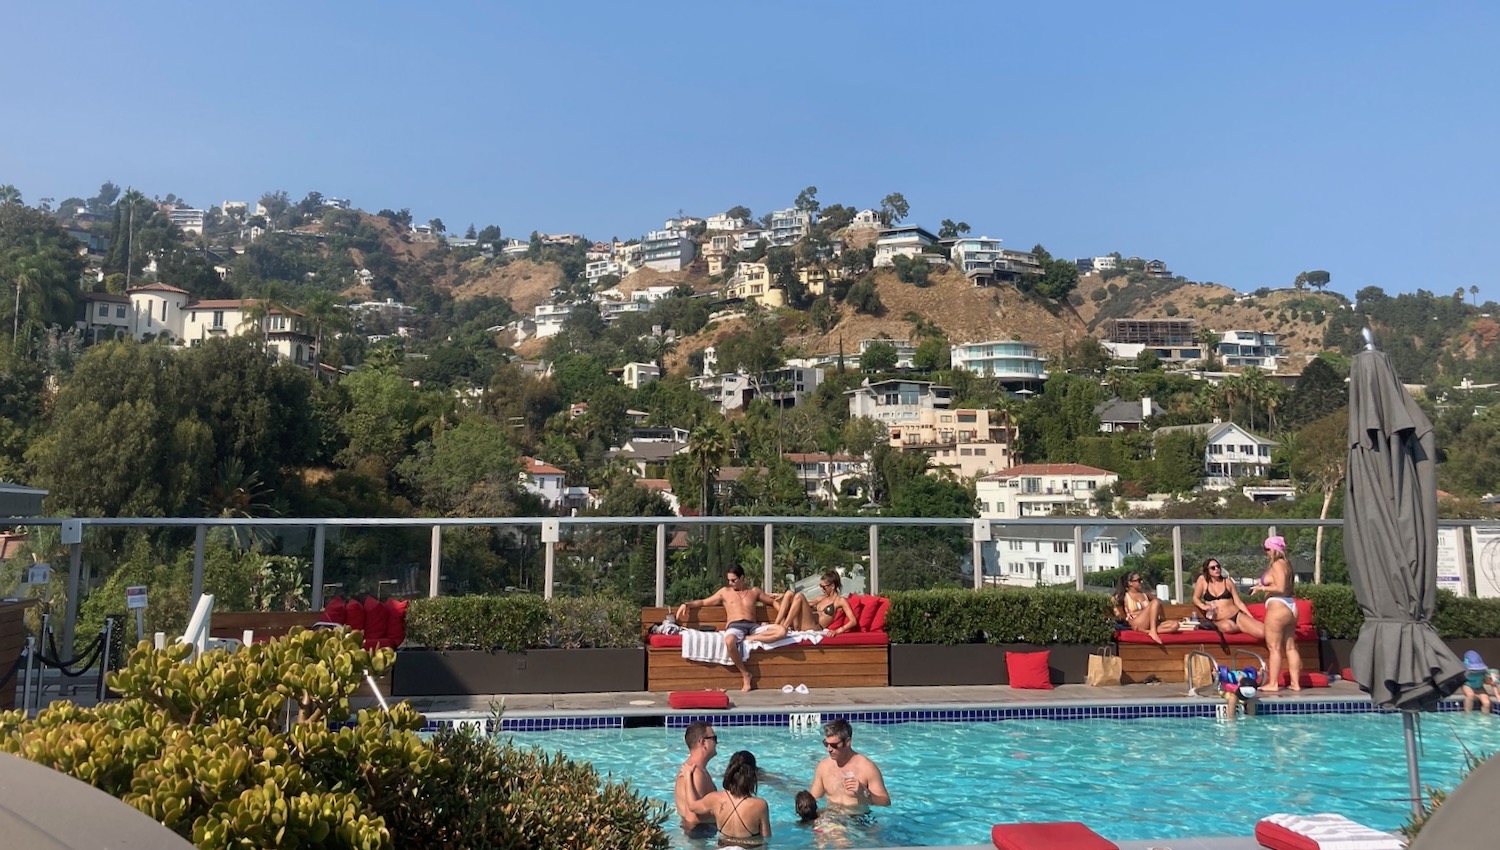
left=725, top=620, right=760, bottom=639
left=1269, top=596, right=1297, bottom=616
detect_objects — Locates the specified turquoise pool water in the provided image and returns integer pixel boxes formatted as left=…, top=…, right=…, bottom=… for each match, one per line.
left=505, top=713, right=1500, bottom=848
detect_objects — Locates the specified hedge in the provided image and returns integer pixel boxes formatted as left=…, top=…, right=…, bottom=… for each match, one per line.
left=1301, top=585, right=1500, bottom=641
left=883, top=588, right=1117, bottom=645
left=404, top=595, right=639, bottom=651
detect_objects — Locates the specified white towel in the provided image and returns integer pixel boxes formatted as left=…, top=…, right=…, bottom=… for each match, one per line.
left=752, top=629, right=827, bottom=652
left=681, top=629, right=738, bottom=665
left=1260, top=813, right=1405, bottom=850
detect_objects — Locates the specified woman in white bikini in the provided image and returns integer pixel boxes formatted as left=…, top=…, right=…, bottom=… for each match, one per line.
left=1191, top=558, right=1264, bottom=638
left=1112, top=572, right=1180, bottom=644
left=1251, top=535, right=1301, bottom=693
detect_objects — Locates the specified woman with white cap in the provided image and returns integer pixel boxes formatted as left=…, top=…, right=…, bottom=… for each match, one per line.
left=1251, top=534, right=1300, bottom=694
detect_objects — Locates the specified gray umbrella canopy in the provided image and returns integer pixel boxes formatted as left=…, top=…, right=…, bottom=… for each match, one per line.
left=1345, top=348, right=1464, bottom=710
left=1407, top=749, right=1500, bottom=850
left=0, top=751, right=196, bottom=849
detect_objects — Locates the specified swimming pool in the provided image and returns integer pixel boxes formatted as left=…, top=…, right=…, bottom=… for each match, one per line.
left=504, top=711, right=1500, bottom=848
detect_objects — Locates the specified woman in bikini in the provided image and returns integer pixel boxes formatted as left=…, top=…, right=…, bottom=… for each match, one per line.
left=1251, top=535, right=1301, bottom=694
left=690, top=750, right=771, bottom=847
left=772, top=570, right=859, bottom=636
left=1191, top=558, right=1264, bottom=638
left=1112, top=572, right=1180, bottom=645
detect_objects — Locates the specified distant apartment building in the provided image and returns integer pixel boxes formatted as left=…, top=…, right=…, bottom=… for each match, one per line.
left=768, top=208, right=814, bottom=246
left=1142, top=258, right=1171, bottom=278
left=166, top=206, right=206, bottom=235
left=1215, top=330, right=1282, bottom=370
left=737, top=229, right=768, bottom=251
left=620, top=361, right=661, bottom=389
left=724, top=261, right=780, bottom=307
left=1152, top=422, right=1274, bottom=489
left=706, top=213, right=748, bottom=232
left=949, top=340, right=1048, bottom=387
left=975, top=463, right=1118, bottom=518
left=950, top=237, right=1004, bottom=282
left=663, top=216, right=703, bottom=231
left=349, top=298, right=415, bottom=326
left=1101, top=318, right=1203, bottom=362
left=585, top=259, right=626, bottom=286
left=691, top=365, right=823, bottom=413
left=542, top=233, right=583, bottom=246
left=978, top=526, right=1150, bottom=588
left=994, top=249, right=1043, bottom=281
left=1075, top=256, right=1118, bottom=275
left=221, top=201, right=249, bottom=217
left=845, top=378, right=953, bottom=423
left=873, top=226, right=940, bottom=267
left=640, top=230, right=696, bottom=272
left=323, top=197, right=352, bottom=210
left=532, top=303, right=573, bottom=339
left=890, top=407, right=1017, bottom=479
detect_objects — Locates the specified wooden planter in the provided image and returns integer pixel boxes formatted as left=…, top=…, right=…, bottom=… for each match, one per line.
left=391, top=647, right=645, bottom=696
left=889, top=643, right=1093, bottom=686
left=0, top=601, right=31, bottom=710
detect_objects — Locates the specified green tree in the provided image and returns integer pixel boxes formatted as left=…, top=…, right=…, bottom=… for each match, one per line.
left=937, top=219, right=970, bottom=239
left=1291, top=409, right=1348, bottom=583
left=879, top=192, right=909, bottom=225
left=397, top=415, right=527, bottom=516
left=914, top=336, right=950, bottom=371
left=0, top=184, right=20, bottom=205
left=1284, top=356, right=1348, bottom=428
left=845, top=278, right=884, bottom=315
left=335, top=366, right=428, bottom=470
left=794, top=186, right=820, bottom=214
left=861, top=340, right=899, bottom=373
left=687, top=420, right=730, bottom=514
left=1150, top=430, right=1206, bottom=493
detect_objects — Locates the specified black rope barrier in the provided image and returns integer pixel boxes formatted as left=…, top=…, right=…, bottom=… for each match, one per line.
left=0, top=651, right=25, bottom=693
left=38, top=632, right=104, bottom=675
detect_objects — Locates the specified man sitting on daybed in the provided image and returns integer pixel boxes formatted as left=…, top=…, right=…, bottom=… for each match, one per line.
left=676, top=565, right=786, bottom=692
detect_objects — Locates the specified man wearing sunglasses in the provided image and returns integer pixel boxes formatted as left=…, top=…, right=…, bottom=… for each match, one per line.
left=809, top=718, right=890, bottom=809
left=675, top=722, right=719, bottom=832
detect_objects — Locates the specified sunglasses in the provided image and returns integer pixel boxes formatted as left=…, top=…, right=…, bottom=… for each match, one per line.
left=1128, top=577, right=1142, bottom=582
left=823, top=738, right=847, bottom=749
left=703, top=735, right=717, bottom=741
left=1208, top=564, right=1221, bottom=570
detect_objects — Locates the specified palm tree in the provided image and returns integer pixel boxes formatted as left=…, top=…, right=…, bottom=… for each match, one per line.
left=6, top=239, right=70, bottom=356
left=646, top=332, right=677, bottom=375
left=688, top=420, right=730, bottom=515
left=244, top=281, right=293, bottom=349
left=202, top=458, right=279, bottom=550
left=300, top=290, right=351, bottom=367
left=1471, top=285, right=1480, bottom=304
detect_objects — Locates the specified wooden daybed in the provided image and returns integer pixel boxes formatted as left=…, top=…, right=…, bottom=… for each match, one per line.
left=1113, top=601, right=1321, bottom=684
left=641, top=597, right=891, bottom=691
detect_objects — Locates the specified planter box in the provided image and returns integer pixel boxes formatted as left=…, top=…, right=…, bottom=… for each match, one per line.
left=1320, top=638, right=1500, bottom=678
left=391, top=647, right=644, bottom=696
left=889, top=644, right=1094, bottom=686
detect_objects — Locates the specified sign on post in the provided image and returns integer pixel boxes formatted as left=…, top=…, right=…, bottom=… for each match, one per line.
left=1437, top=527, right=1468, bottom=596
left=126, top=584, right=148, bottom=640
left=24, top=562, right=50, bottom=585
left=541, top=518, right=560, bottom=544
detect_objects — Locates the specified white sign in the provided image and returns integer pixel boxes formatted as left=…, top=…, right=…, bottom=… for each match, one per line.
left=1437, top=527, right=1468, bottom=596
left=540, top=518, right=560, bottom=544
left=126, top=585, right=148, bottom=610
left=60, top=519, right=82, bottom=545
left=1470, top=527, right=1500, bottom=599
left=25, top=563, right=50, bottom=585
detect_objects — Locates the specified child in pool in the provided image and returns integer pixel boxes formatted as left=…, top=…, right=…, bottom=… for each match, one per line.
left=794, top=790, right=850, bottom=843
left=1462, top=650, right=1495, bottom=713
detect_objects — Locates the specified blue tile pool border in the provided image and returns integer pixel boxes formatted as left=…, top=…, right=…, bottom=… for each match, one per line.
left=403, top=697, right=1494, bottom=735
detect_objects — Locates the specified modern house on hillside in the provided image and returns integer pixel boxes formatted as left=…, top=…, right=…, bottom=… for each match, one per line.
left=845, top=379, right=953, bottom=423
left=768, top=208, right=814, bottom=246
left=1102, top=318, right=1203, bottom=363
left=890, top=407, right=1016, bottom=479
left=1152, top=421, right=1274, bottom=489
left=78, top=283, right=317, bottom=367
left=1094, top=397, right=1163, bottom=432
left=640, top=230, right=696, bottom=272
left=949, top=340, right=1048, bottom=388
left=873, top=226, right=940, bottom=267
left=976, top=463, right=1119, bottom=518
left=1215, top=330, right=1282, bottom=370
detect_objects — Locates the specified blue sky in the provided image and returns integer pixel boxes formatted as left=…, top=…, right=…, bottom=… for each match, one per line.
left=3, top=2, right=1497, bottom=300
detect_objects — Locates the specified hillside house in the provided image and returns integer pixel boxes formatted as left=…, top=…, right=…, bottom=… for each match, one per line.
left=890, top=407, right=1016, bottom=479
left=608, top=439, right=689, bottom=478
left=848, top=209, right=883, bottom=230
left=845, top=378, right=953, bottom=423
left=975, top=463, right=1118, bottom=518
left=873, top=226, right=940, bottom=267
left=1094, top=397, right=1163, bottom=433
left=1215, top=330, right=1282, bottom=370
left=85, top=283, right=318, bottom=367
left=691, top=365, right=823, bottom=414
left=1102, top=318, right=1203, bottom=363
left=785, top=452, right=867, bottom=503
left=768, top=208, right=814, bottom=246
left=859, top=338, right=918, bottom=369
left=724, top=261, right=780, bottom=306
left=979, top=526, right=1150, bottom=588
left=706, top=213, right=748, bottom=232
left=1152, top=421, right=1274, bottom=489
left=949, top=237, right=1004, bottom=282
left=532, top=303, right=573, bottom=339
left=79, top=292, right=131, bottom=342
left=620, top=361, right=661, bottom=389
left=949, top=340, right=1048, bottom=388
left=640, top=230, right=696, bottom=272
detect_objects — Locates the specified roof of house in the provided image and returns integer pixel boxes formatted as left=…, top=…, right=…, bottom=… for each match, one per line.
left=521, top=457, right=566, bottom=476
left=1152, top=421, right=1274, bottom=445
left=716, top=466, right=747, bottom=482
left=784, top=452, right=861, bottom=464
left=982, top=524, right=1149, bottom=543
left=635, top=479, right=673, bottom=493
left=1093, top=398, right=1163, bottom=423
left=127, top=282, right=189, bottom=294
left=82, top=292, right=130, bottom=303
left=185, top=299, right=307, bottom=317
left=608, top=440, right=688, bottom=462
left=980, top=463, right=1117, bottom=481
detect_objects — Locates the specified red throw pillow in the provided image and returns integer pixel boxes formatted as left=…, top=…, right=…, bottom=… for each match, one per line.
left=1006, top=650, right=1054, bottom=690
left=323, top=596, right=347, bottom=625
left=829, top=596, right=862, bottom=633
left=382, top=598, right=408, bottom=647
left=362, top=596, right=388, bottom=649
left=345, top=595, right=367, bottom=631
left=1246, top=603, right=1267, bottom=622
left=856, top=594, right=882, bottom=632
left=668, top=690, right=730, bottom=710
left=868, top=597, right=891, bottom=633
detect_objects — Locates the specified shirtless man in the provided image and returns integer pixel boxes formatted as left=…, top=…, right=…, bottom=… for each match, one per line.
left=810, top=718, right=890, bottom=809
left=677, top=565, right=783, bottom=691
left=674, top=722, right=718, bottom=832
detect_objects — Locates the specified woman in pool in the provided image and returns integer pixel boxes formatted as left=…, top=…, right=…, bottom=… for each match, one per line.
left=1191, top=558, right=1264, bottom=638
left=772, top=570, right=859, bottom=636
left=1113, top=572, right=1180, bottom=644
left=690, top=750, right=771, bottom=847
left=1251, top=535, right=1301, bottom=693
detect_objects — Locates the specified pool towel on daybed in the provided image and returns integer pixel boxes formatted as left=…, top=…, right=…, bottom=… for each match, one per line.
left=1254, top=812, right=1404, bottom=850
left=680, top=629, right=825, bottom=665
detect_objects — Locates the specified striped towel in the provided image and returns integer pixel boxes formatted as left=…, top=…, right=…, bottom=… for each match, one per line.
left=1256, top=813, right=1404, bottom=850
left=681, top=629, right=739, bottom=665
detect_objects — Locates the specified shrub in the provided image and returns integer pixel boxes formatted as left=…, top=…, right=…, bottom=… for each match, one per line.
left=884, top=588, right=1116, bottom=645
left=404, top=595, right=637, bottom=650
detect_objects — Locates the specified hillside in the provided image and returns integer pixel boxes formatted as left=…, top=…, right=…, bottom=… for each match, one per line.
left=450, top=259, right=562, bottom=314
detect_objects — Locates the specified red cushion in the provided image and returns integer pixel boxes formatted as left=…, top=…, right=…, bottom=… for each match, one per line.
left=345, top=595, right=366, bottom=631
left=854, top=594, right=879, bottom=632
left=382, top=598, right=408, bottom=648
left=831, top=596, right=863, bottom=633
left=1254, top=814, right=1402, bottom=850
left=868, top=597, right=890, bottom=633
left=1117, top=629, right=1264, bottom=645
left=992, top=821, right=1117, bottom=850
left=668, top=690, right=729, bottom=709
left=648, top=631, right=889, bottom=648
left=1006, top=650, right=1054, bottom=690
left=362, top=596, right=388, bottom=649
left=323, top=597, right=347, bottom=625
left=1277, top=671, right=1330, bottom=689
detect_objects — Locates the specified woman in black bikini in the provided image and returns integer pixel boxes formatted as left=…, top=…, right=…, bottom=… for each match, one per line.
left=1191, top=559, right=1264, bottom=638
left=689, top=750, right=771, bottom=847
left=772, top=570, right=859, bottom=636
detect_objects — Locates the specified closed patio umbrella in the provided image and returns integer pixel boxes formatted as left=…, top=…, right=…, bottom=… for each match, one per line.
left=0, top=751, right=196, bottom=849
left=1344, top=340, right=1465, bottom=816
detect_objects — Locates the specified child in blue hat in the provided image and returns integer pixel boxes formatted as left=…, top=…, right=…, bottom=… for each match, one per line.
left=1461, top=650, right=1496, bottom=714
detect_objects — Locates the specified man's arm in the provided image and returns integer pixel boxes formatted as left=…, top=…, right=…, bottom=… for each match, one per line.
left=861, top=759, right=891, bottom=806
left=674, top=767, right=698, bottom=825
left=676, top=589, right=724, bottom=620
left=809, top=761, right=827, bottom=800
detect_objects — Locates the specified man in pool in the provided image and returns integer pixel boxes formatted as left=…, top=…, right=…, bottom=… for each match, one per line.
left=674, top=721, right=718, bottom=832
left=810, top=718, right=890, bottom=809
left=676, top=565, right=785, bottom=691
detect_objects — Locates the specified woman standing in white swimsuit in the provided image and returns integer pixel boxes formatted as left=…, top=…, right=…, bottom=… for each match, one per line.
left=1251, top=535, right=1301, bottom=693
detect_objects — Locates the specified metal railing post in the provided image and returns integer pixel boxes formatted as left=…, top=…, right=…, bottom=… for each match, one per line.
left=62, top=542, right=83, bottom=657
left=191, top=525, right=207, bottom=608
left=972, top=521, right=985, bottom=591
left=428, top=525, right=441, bottom=598
left=655, top=523, right=666, bottom=607
left=1074, top=524, right=1085, bottom=591
left=1172, top=525, right=1184, bottom=603
left=310, top=525, right=327, bottom=611
left=868, top=525, right=879, bottom=596
left=764, top=524, right=774, bottom=590
left=544, top=539, right=556, bottom=600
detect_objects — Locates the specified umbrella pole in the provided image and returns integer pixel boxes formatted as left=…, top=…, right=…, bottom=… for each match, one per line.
left=1404, top=710, right=1423, bottom=817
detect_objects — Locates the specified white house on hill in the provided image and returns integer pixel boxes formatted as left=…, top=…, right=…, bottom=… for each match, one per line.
left=1152, top=421, right=1274, bottom=488
left=77, top=283, right=318, bottom=367
left=975, top=463, right=1118, bottom=518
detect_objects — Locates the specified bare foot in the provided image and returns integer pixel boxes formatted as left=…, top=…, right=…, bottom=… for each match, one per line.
left=1260, top=686, right=1280, bottom=695
left=1149, top=632, right=1164, bottom=645
left=741, top=677, right=754, bottom=693
left=1288, top=685, right=1302, bottom=692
